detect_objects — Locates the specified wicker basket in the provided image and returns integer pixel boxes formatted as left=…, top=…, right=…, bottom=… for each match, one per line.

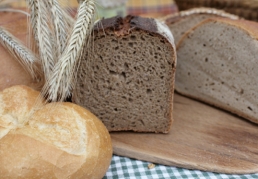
left=174, top=0, right=258, bottom=21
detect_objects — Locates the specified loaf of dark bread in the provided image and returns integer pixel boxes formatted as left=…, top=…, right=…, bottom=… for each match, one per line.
left=73, top=16, right=176, bottom=133
left=175, top=17, right=258, bottom=124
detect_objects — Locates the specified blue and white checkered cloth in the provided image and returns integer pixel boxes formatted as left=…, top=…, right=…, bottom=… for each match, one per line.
left=104, top=155, right=258, bottom=179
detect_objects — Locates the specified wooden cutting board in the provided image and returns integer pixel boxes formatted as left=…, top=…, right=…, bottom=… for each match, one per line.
left=111, top=93, right=258, bottom=174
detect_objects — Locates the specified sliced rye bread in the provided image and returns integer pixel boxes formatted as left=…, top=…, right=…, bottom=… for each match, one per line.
left=72, top=16, right=177, bottom=133
left=162, top=8, right=239, bottom=44
left=176, top=17, right=258, bottom=124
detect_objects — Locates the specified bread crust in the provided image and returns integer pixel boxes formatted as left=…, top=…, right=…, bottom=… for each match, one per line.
left=0, top=85, right=112, bottom=179
left=162, top=7, right=239, bottom=24
left=95, top=15, right=176, bottom=46
left=177, top=17, right=258, bottom=49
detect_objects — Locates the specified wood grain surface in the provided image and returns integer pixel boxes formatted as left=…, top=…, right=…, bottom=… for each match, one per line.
left=111, top=93, right=258, bottom=174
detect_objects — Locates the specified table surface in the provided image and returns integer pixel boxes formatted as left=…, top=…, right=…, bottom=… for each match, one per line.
left=103, top=155, right=258, bottom=179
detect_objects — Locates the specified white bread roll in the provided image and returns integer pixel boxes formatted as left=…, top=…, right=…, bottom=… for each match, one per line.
left=0, top=85, right=112, bottom=179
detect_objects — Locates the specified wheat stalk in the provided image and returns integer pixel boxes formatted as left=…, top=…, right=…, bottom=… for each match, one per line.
left=26, top=0, right=55, bottom=81
left=0, top=27, right=42, bottom=81
left=41, top=0, right=95, bottom=102
left=47, top=0, right=73, bottom=57
left=0, top=8, right=30, bottom=16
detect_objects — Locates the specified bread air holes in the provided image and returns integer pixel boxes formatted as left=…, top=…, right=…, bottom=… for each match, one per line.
left=111, top=39, right=118, bottom=43
left=128, top=42, right=134, bottom=47
left=131, top=121, right=136, bottom=127
left=147, top=89, right=152, bottom=94
left=124, top=63, right=129, bottom=71
left=248, top=106, right=253, bottom=111
left=130, top=35, right=137, bottom=40
left=121, top=72, right=126, bottom=78
left=160, top=39, right=165, bottom=44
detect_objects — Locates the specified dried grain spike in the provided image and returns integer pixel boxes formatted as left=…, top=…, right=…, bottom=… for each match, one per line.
left=41, top=0, right=96, bottom=102
left=26, top=0, right=55, bottom=81
left=47, top=0, right=74, bottom=57
left=0, top=27, right=42, bottom=81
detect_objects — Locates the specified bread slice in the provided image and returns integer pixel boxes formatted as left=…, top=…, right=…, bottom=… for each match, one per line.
left=73, top=16, right=177, bottom=133
left=162, top=8, right=239, bottom=44
left=175, top=17, right=258, bottom=124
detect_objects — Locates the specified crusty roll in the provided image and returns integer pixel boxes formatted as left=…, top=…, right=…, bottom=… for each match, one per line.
left=0, top=85, right=112, bottom=179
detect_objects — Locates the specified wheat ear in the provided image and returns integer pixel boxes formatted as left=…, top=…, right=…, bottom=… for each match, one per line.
left=41, top=0, right=95, bottom=102
left=26, top=0, right=55, bottom=81
left=0, top=27, right=42, bottom=81
left=47, top=0, right=73, bottom=57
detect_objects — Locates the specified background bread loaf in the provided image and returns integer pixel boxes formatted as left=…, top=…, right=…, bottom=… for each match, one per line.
left=175, top=17, right=258, bottom=124
left=163, top=8, right=239, bottom=44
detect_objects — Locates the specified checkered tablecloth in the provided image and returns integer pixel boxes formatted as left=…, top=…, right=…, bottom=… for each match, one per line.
left=103, top=155, right=258, bottom=179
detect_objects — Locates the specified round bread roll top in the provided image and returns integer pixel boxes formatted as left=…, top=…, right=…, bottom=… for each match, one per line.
left=0, top=85, right=42, bottom=138
left=0, top=85, right=112, bottom=179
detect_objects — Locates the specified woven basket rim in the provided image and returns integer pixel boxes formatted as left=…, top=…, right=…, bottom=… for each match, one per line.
left=175, top=0, right=258, bottom=9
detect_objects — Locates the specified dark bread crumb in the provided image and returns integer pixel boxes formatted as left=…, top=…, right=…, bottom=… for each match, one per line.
left=73, top=16, right=176, bottom=133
